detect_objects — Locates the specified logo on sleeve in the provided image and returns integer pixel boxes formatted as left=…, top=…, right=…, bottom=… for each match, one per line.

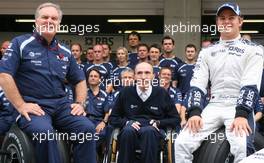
left=130, top=104, right=138, bottom=109
left=150, top=106, right=158, bottom=110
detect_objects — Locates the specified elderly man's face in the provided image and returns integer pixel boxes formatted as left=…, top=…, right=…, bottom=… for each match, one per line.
left=135, top=63, right=154, bottom=90
left=35, top=6, right=60, bottom=38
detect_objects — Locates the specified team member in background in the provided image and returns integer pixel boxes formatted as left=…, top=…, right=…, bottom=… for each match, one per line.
left=112, top=47, right=132, bottom=91
left=102, top=43, right=116, bottom=69
left=110, top=62, right=180, bottom=163
left=159, top=67, right=184, bottom=129
left=85, top=68, right=110, bottom=160
left=174, top=3, right=263, bottom=163
left=149, top=44, right=161, bottom=79
left=0, top=41, right=10, bottom=59
left=71, top=43, right=84, bottom=69
left=129, top=43, right=149, bottom=69
left=160, top=36, right=183, bottom=87
left=127, top=31, right=141, bottom=66
left=86, top=47, right=94, bottom=64
left=175, top=44, right=197, bottom=97
left=83, top=44, right=113, bottom=92
left=0, top=3, right=96, bottom=163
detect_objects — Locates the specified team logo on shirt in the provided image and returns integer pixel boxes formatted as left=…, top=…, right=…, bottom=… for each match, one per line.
left=29, top=52, right=41, bottom=57
left=57, top=53, right=69, bottom=62
left=130, top=104, right=138, bottom=109
left=150, top=106, right=158, bottom=110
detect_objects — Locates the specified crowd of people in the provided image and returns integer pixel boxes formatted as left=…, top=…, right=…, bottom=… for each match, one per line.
left=0, top=2, right=264, bottom=163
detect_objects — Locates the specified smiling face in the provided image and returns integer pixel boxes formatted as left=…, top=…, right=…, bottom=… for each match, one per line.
left=35, top=6, right=60, bottom=39
left=216, top=9, right=243, bottom=40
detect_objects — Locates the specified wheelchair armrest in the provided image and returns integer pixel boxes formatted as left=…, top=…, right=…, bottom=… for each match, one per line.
left=111, top=128, right=120, bottom=141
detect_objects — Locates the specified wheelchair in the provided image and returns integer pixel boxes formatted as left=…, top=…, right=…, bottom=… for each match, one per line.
left=193, top=126, right=264, bottom=163
left=0, top=124, right=70, bottom=163
left=103, top=127, right=176, bottom=163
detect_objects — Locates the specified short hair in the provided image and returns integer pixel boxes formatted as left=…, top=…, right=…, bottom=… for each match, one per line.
left=149, top=44, right=161, bottom=53
left=35, top=2, right=63, bottom=22
left=162, top=35, right=175, bottom=45
left=70, top=43, right=82, bottom=51
left=102, top=43, right=111, bottom=51
left=120, top=68, right=134, bottom=78
left=128, top=31, right=141, bottom=41
left=185, top=44, right=197, bottom=51
left=137, top=43, right=149, bottom=52
left=116, top=47, right=128, bottom=56
left=159, top=67, right=173, bottom=75
left=87, top=47, right=93, bottom=51
left=86, top=68, right=101, bottom=80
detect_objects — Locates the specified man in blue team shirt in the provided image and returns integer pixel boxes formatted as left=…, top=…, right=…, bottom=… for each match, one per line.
left=175, top=44, right=198, bottom=97
left=127, top=31, right=141, bottom=66
left=110, top=62, right=180, bottom=163
left=83, top=44, right=113, bottom=92
left=0, top=3, right=96, bottom=163
left=160, top=36, right=184, bottom=87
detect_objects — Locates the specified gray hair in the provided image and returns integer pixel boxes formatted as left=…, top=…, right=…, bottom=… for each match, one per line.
left=35, top=2, right=63, bottom=22
left=120, top=68, right=134, bottom=78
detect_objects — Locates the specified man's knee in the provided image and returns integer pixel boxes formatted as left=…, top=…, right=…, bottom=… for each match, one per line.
left=75, top=118, right=96, bottom=134
left=120, top=125, right=137, bottom=137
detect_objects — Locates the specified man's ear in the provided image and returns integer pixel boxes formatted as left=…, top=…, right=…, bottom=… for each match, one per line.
left=239, top=17, right=243, bottom=28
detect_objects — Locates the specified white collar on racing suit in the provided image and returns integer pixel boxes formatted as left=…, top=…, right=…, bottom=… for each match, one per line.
left=219, top=35, right=241, bottom=46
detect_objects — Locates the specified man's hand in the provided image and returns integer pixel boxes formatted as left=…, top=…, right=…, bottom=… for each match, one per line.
left=95, top=121, right=106, bottom=133
left=70, top=103, right=86, bottom=116
left=230, top=117, right=252, bottom=137
left=131, top=121, right=141, bottom=131
left=17, top=103, right=45, bottom=121
left=186, top=116, right=203, bottom=133
left=180, top=119, right=187, bottom=128
left=150, top=119, right=160, bottom=131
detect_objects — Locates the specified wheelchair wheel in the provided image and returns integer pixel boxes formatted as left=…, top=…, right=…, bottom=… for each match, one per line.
left=0, top=124, right=35, bottom=163
left=57, top=139, right=71, bottom=163
left=254, top=131, right=264, bottom=151
left=193, top=126, right=234, bottom=163
left=103, top=128, right=119, bottom=163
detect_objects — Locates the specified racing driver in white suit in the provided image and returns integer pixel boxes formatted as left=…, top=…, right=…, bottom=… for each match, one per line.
left=174, top=2, right=264, bottom=163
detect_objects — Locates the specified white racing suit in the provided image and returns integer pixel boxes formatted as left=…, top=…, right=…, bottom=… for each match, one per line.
left=174, top=36, right=264, bottom=163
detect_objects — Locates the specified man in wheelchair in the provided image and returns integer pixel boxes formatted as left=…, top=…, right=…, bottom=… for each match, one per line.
left=109, top=62, right=180, bottom=163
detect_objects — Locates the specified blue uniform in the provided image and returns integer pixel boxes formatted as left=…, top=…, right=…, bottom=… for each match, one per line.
left=128, top=52, right=138, bottom=68
left=0, top=88, right=17, bottom=135
left=112, top=66, right=132, bottom=90
left=175, top=63, right=195, bottom=97
left=86, top=89, right=110, bottom=147
left=159, top=56, right=183, bottom=80
left=83, top=63, right=113, bottom=90
left=153, top=65, right=160, bottom=79
left=167, top=87, right=182, bottom=105
left=0, top=32, right=96, bottom=163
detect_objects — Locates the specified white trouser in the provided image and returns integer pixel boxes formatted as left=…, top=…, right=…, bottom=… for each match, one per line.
left=174, top=102, right=247, bottom=163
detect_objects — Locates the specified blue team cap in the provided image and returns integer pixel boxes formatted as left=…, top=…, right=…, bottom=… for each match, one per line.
left=216, top=3, right=241, bottom=16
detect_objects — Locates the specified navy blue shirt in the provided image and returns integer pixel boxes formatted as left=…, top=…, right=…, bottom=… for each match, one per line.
left=83, top=63, right=113, bottom=90
left=85, top=89, right=110, bottom=120
left=128, top=53, right=138, bottom=68
left=0, top=88, right=10, bottom=112
left=167, top=87, right=182, bottom=105
left=153, top=65, right=160, bottom=79
left=159, top=56, right=183, bottom=80
left=0, top=32, right=85, bottom=102
left=110, top=86, right=180, bottom=129
left=175, top=63, right=195, bottom=96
